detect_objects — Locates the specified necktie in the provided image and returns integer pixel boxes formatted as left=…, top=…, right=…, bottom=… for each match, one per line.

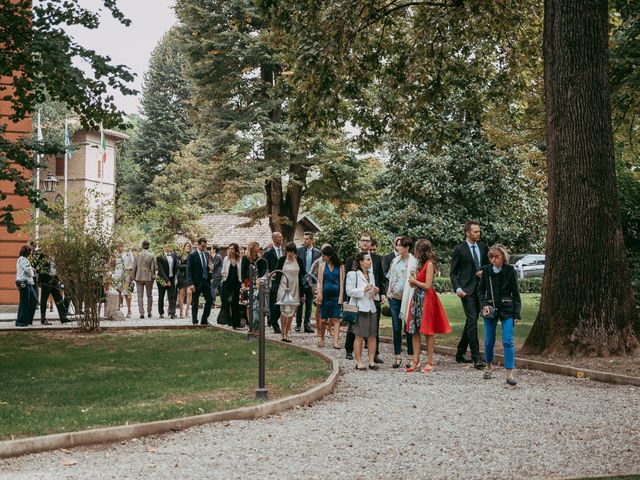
left=471, top=245, right=480, bottom=270
left=200, top=252, right=207, bottom=278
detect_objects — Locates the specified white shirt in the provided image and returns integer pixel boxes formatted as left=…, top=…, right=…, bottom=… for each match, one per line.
left=345, top=270, right=377, bottom=313
left=122, top=251, right=134, bottom=270
left=16, top=256, right=35, bottom=284
left=166, top=253, right=174, bottom=277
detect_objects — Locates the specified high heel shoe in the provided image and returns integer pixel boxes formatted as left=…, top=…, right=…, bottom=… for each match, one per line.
left=421, top=363, right=433, bottom=373
left=405, top=362, right=420, bottom=373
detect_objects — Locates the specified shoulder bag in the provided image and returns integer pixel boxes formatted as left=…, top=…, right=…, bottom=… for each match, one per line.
left=485, top=274, right=498, bottom=320
left=342, top=272, right=359, bottom=325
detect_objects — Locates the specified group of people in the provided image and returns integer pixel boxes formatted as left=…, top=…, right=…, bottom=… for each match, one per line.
left=15, top=220, right=522, bottom=385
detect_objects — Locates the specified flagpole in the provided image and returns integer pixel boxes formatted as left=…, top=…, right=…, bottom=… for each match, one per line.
left=99, top=122, right=104, bottom=210
left=63, top=118, right=69, bottom=231
left=35, top=110, right=42, bottom=245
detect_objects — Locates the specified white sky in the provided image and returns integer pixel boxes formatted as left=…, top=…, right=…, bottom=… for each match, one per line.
left=66, top=0, right=178, bottom=115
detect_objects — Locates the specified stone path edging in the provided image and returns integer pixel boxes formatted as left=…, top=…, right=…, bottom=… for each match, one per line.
left=0, top=326, right=340, bottom=459
left=377, top=335, right=640, bottom=387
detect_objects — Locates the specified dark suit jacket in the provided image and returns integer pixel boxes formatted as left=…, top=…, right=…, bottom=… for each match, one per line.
left=449, top=241, right=489, bottom=295
left=297, top=246, right=322, bottom=287
left=345, top=251, right=386, bottom=293
left=157, top=252, right=179, bottom=285
left=186, top=249, right=211, bottom=288
left=272, top=256, right=305, bottom=299
left=262, top=246, right=280, bottom=274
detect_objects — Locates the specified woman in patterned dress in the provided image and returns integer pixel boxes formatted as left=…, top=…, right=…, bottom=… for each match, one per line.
left=405, top=239, right=451, bottom=373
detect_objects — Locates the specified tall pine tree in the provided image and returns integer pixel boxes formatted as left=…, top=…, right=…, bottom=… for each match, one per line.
left=131, top=27, right=193, bottom=203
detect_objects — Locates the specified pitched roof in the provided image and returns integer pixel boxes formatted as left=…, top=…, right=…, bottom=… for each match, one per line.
left=198, top=213, right=320, bottom=248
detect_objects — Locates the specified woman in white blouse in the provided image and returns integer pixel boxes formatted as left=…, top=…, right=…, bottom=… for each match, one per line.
left=345, top=251, right=380, bottom=370
left=15, top=245, right=37, bottom=327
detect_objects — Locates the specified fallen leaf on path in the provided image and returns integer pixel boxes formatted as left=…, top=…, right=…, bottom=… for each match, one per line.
left=62, top=460, right=77, bottom=467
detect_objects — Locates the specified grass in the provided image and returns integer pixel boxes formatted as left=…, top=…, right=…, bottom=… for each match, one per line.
left=0, top=329, right=330, bottom=440
left=378, top=293, right=541, bottom=351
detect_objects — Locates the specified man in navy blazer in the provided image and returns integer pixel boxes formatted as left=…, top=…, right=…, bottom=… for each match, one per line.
left=450, top=221, right=489, bottom=369
left=262, top=232, right=284, bottom=334
left=187, top=237, right=214, bottom=325
left=296, top=232, right=321, bottom=333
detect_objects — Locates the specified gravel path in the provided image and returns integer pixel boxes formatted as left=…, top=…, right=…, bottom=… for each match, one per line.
left=1, top=321, right=639, bottom=480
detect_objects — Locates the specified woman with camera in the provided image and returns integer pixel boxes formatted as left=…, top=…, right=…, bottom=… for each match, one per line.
left=405, top=239, right=451, bottom=373
left=16, top=245, right=37, bottom=327
left=478, top=244, right=521, bottom=385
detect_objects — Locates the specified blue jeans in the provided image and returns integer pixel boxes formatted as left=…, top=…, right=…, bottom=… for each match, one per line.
left=389, top=298, right=413, bottom=356
left=484, top=316, right=514, bottom=369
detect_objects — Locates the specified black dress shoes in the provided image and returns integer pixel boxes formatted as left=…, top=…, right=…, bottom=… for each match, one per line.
left=456, top=355, right=473, bottom=363
left=346, top=353, right=354, bottom=360
left=41, top=319, right=51, bottom=325
left=303, top=326, right=314, bottom=333
left=140, top=314, right=145, bottom=319
left=374, top=354, right=384, bottom=364
left=294, top=326, right=301, bottom=333
left=201, top=321, right=210, bottom=325
left=474, top=361, right=486, bottom=370
left=273, top=326, right=282, bottom=334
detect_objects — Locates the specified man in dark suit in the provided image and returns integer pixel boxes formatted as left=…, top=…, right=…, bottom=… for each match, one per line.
left=187, top=237, right=214, bottom=325
left=262, top=231, right=284, bottom=334
left=450, top=220, right=489, bottom=369
left=344, top=231, right=387, bottom=363
left=296, top=232, right=321, bottom=333
left=156, top=244, right=179, bottom=319
left=381, top=236, right=401, bottom=278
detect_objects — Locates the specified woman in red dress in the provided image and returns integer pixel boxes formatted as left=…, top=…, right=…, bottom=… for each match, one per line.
left=405, top=239, right=451, bottom=373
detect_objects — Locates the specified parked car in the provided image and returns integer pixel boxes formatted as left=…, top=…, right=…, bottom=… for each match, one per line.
left=510, top=254, right=545, bottom=279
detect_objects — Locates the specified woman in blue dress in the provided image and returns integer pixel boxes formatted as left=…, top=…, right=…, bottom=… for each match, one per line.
left=316, top=245, right=344, bottom=348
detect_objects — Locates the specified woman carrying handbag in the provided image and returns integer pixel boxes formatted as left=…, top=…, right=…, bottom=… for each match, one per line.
left=478, top=244, right=521, bottom=385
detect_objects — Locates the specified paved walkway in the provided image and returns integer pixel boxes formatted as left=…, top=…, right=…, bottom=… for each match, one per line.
left=1, top=301, right=639, bottom=478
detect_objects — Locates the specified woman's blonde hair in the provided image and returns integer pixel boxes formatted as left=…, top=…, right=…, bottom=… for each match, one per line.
left=488, top=244, right=509, bottom=263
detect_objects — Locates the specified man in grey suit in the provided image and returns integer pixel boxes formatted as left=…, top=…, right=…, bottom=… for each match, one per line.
left=132, top=240, right=157, bottom=319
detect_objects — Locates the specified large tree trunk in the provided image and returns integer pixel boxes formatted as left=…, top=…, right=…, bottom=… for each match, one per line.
left=261, top=64, right=306, bottom=243
left=522, top=0, right=639, bottom=356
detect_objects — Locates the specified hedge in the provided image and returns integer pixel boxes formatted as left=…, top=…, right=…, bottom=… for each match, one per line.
left=432, top=276, right=543, bottom=294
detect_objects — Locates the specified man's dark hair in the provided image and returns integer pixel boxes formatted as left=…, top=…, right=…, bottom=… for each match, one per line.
left=304, top=231, right=315, bottom=240
left=463, top=221, right=480, bottom=234
left=141, top=240, right=150, bottom=249
left=197, top=237, right=207, bottom=245
left=370, top=239, right=377, bottom=247
left=19, top=245, right=31, bottom=257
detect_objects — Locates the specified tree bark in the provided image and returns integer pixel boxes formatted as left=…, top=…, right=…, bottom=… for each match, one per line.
left=261, top=64, right=306, bottom=243
left=522, top=0, right=639, bottom=356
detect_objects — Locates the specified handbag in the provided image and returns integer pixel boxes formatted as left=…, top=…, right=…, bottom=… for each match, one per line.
left=341, top=273, right=359, bottom=325
left=485, top=274, right=498, bottom=320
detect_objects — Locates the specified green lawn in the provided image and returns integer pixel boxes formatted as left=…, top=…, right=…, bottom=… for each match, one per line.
left=379, top=293, right=541, bottom=351
left=0, top=329, right=330, bottom=440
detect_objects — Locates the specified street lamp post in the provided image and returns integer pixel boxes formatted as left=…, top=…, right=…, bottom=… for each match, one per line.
left=254, top=267, right=298, bottom=401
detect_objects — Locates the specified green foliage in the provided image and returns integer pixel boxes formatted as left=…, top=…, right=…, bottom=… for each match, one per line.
left=268, top=0, right=543, bottom=150
left=431, top=276, right=542, bottom=294
left=617, top=153, right=640, bottom=307
left=130, top=28, right=194, bottom=203
left=356, top=131, right=546, bottom=257
left=38, top=195, right=115, bottom=331
left=0, top=0, right=136, bottom=231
